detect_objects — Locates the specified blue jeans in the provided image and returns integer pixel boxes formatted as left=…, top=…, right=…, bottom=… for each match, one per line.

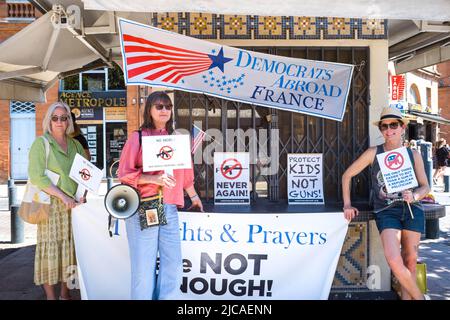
left=125, top=204, right=182, bottom=300
left=375, top=203, right=425, bottom=234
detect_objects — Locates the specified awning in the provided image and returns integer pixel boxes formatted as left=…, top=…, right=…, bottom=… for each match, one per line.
left=409, top=111, right=450, bottom=126
left=81, top=0, right=450, bottom=21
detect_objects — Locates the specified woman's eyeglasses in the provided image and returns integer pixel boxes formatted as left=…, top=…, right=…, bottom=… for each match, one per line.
left=51, top=115, right=69, bottom=122
left=379, top=122, right=401, bottom=131
left=154, top=104, right=173, bottom=111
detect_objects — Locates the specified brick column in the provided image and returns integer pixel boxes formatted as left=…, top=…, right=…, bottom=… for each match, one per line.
left=0, top=2, right=8, bottom=20
left=126, top=85, right=141, bottom=137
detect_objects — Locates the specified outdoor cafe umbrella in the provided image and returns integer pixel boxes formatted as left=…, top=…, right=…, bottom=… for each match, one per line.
left=0, top=9, right=101, bottom=102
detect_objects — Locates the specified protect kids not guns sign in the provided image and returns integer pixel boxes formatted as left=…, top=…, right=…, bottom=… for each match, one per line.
left=288, top=154, right=324, bottom=204
left=376, top=147, right=418, bottom=194
left=119, top=18, right=354, bottom=121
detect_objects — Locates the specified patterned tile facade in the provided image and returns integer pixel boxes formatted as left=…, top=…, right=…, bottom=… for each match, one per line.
left=332, top=222, right=369, bottom=290
left=151, top=13, right=387, bottom=40
left=221, top=15, right=252, bottom=39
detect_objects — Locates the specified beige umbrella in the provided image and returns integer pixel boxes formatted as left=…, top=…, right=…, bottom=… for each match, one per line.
left=0, top=7, right=108, bottom=102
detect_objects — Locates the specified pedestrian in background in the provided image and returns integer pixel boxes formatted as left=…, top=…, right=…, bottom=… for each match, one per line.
left=433, top=138, right=449, bottom=185
left=70, top=112, right=91, bottom=161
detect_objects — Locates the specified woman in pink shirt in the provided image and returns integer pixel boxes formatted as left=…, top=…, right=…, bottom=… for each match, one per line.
left=118, top=91, right=203, bottom=300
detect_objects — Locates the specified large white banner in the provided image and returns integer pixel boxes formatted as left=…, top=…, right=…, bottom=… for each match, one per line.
left=118, top=18, right=354, bottom=121
left=72, top=198, right=348, bottom=300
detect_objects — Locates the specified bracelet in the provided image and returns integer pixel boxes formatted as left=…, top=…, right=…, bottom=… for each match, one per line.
left=190, top=194, right=199, bottom=200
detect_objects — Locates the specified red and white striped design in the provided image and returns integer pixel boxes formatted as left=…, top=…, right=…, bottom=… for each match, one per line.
left=123, top=34, right=212, bottom=84
left=391, top=75, right=405, bottom=101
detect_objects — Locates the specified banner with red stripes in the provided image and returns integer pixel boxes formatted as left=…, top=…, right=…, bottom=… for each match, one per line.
left=119, top=18, right=354, bottom=121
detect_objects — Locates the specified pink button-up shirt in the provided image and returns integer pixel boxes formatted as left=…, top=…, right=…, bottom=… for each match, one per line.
left=118, top=128, right=194, bottom=207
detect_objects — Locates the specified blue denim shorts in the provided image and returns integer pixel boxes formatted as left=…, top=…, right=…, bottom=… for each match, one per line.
left=375, top=203, right=425, bottom=234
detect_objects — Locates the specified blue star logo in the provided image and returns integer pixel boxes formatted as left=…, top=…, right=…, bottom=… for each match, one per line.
left=208, top=47, right=233, bottom=73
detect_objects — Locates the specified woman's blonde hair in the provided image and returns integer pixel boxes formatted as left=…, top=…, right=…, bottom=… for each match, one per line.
left=42, top=102, right=74, bottom=135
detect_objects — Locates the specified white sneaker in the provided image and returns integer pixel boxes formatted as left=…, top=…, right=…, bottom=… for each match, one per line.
left=424, top=294, right=431, bottom=300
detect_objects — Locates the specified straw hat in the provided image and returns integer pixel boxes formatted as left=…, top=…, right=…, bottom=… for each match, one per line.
left=372, top=106, right=409, bottom=126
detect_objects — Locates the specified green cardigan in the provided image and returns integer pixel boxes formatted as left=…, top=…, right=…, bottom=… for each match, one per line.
left=28, top=133, right=87, bottom=197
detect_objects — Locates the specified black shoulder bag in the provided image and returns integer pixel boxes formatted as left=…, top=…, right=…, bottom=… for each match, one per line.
left=136, top=130, right=168, bottom=230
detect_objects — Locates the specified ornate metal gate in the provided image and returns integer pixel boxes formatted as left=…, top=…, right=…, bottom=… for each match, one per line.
left=175, top=46, right=370, bottom=204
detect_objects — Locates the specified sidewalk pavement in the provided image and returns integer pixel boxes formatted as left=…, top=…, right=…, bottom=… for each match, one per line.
left=0, top=184, right=449, bottom=300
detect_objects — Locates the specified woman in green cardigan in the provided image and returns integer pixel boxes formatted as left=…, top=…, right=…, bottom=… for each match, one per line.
left=28, top=102, right=86, bottom=300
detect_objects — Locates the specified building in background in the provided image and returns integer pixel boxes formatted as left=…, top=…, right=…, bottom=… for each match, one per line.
left=0, top=0, right=41, bottom=182
left=0, top=1, right=131, bottom=181
left=59, top=65, right=127, bottom=172
left=388, top=62, right=445, bottom=143
left=437, top=61, right=450, bottom=143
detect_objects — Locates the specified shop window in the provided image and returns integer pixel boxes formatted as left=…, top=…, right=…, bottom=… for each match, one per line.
left=108, top=63, right=126, bottom=90
left=426, top=87, right=431, bottom=110
left=409, top=83, right=421, bottom=105
left=78, top=124, right=104, bottom=170
left=105, top=123, right=127, bottom=177
left=61, top=74, right=80, bottom=91
left=82, top=72, right=106, bottom=91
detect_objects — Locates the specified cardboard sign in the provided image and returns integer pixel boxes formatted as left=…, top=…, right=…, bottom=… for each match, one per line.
left=288, top=154, right=324, bottom=204
left=142, top=135, right=192, bottom=171
left=214, top=152, right=250, bottom=205
left=376, top=146, right=418, bottom=194
left=69, top=153, right=103, bottom=194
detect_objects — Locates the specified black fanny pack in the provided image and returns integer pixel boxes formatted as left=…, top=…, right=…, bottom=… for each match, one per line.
left=137, top=191, right=167, bottom=230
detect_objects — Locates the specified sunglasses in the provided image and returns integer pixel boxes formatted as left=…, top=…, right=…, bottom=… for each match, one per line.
left=51, top=115, right=69, bottom=122
left=154, top=104, right=173, bottom=111
left=379, top=121, right=401, bottom=131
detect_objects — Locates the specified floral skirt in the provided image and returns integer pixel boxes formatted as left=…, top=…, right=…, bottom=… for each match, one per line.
left=34, top=197, right=76, bottom=286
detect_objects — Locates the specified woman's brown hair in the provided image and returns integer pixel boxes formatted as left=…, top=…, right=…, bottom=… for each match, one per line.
left=140, top=91, right=174, bottom=134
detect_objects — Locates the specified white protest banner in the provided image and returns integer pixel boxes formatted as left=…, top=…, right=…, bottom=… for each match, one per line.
left=72, top=199, right=348, bottom=300
left=142, top=134, right=191, bottom=171
left=288, top=153, right=324, bottom=204
left=214, top=152, right=250, bottom=205
left=376, top=146, right=418, bottom=194
left=118, top=19, right=354, bottom=121
left=72, top=198, right=130, bottom=300
left=69, top=153, right=103, bottom=194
